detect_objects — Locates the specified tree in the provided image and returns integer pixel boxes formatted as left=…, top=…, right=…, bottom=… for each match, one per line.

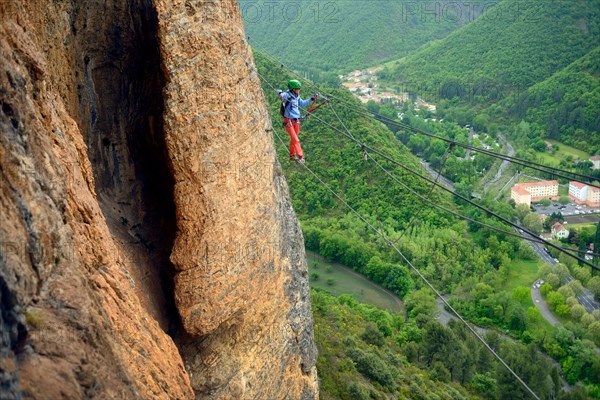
left=347, top=383, right=370, bottom=400
left=473, top=113, right=490, bottom=131
left=547, top=291, right=566, bottom=310
left=347, top=349, right=396, bottom=389
left=540, top=282, right=553, bottom=296
left=554, top=263, right=570, bottom=282
left=588, top=321, right=600, bottom=343
left=555, top=304, right=570, bottom=316
left=571, top=266, right=591, bottom=285
left=527, top=306, right=541, bottom=323
left=541, top=198, right=552, bottom=207
left=581, top=313, right=595, bottom=327
left=537, top=264, right=552, bottom=279
left=566, top=279, right=584, bottom=296
left=508, top=305, right=528, bottom=332
left=566, top=296, right=579, bottom=308
left=402, top=341, right=420, bottom=363
left=558, top=285, right=575, bottom=299
left=523, top=213, right=543, bottom=234
left=422, top=321, right=454, bottom=366
left=516, top=204, right=531, bottom=222
left=570, top=304, right=586, bottom=320
left=405, top=288, right=437, bottom=318
left=587, top=276, right=600, bottom=300
left=545, top=273, right=560, bottom=289
left=512, top=287, right=530, bottom=303
left=471, top=373, right=497, bottom=398
left=595, top=221, right=600, bottom=266
left=558, top=196, right=570, bottom=205
left=554, top=327, right=575, bottom=348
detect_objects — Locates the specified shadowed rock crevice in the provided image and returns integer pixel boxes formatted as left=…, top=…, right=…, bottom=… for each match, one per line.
left=74, top=0, right=180, bottom=334
left=1, top=0, right=318, bottom=397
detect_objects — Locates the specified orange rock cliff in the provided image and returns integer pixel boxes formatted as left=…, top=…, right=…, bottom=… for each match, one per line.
left=0, top=0, right=318, bottom=398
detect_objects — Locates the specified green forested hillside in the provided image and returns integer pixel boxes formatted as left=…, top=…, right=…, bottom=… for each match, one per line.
left=240, top=0, right=472, bottom=72
left=254, top=50, right=600, bottom=398
left=254, top=50, right=505, bottom=296
left=497, top=46, right=600, bottom=154
left=380, top=0, right=600, bottom=97
left=313, top=289, right=567, bottom=400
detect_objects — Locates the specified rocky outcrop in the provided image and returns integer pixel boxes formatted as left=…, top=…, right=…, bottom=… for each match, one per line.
left=0, top=0, right=193, bottom=398
left=1, top=0, right=317, bottom=399
left=155, top=0, right=318, bottom=398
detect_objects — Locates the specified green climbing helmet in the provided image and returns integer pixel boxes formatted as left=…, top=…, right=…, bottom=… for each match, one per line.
left=288, top=79, right=302, bottom=90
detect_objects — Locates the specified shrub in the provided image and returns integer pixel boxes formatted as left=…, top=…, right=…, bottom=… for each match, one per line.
left=362, top=323, right=385, bottom=347
left=347, top=349, right=396, bottom=389
left=347, top=383, right=370, bottom=400
left=430, top=361, right=451, bottom=382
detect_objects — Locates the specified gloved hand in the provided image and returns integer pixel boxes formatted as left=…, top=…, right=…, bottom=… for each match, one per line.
left=276, top=90, right=283, bottom=95
left=310, top=93, right=318, bottom=101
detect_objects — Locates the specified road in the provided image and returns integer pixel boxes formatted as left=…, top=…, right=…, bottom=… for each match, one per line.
left=420, top=161, right=455, bottom=192
left=515, top=231, right=564, bottom=325
left=483, top=133, right=515, bottom=194
left=464, top=127, right=474, bottom=160
left=565, top=276, right=600, bottom=312
left=530, top=281, right=559, bottom=326
left=522, top=230, right=557, bottom=265
left=436, top=297, right=489, bottom=335
left=436, top=296, right=574, bottom=390
left=520, top=230, right=600, bottom=312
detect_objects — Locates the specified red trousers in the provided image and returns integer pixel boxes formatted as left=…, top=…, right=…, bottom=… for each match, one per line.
left=283, top=118, right=304, bottom=158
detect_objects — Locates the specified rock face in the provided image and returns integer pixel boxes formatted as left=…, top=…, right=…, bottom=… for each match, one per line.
left=155, top=0, right=318, bottom=398
left=0, top=0, right=317, bottom=398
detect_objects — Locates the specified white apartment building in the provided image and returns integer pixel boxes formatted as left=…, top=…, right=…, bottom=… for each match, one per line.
left=569, top=181, right=600, bottom=207
left=569, top=181, right=589, bottom=202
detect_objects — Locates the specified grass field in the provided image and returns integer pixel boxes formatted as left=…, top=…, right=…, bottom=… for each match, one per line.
left=306, top=251, right=404, bottom=314
left=504, top=258, right=556, bottom=338
left=535, top=139, right=591, bottom=165
left=504, top=259, right=543, bottom=292
left=568, top=222, right=597, bottom=231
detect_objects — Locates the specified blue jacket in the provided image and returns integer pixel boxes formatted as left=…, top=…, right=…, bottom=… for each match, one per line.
left=280, top=91, right=312, bottom=119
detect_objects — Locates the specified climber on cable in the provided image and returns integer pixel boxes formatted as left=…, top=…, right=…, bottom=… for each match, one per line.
left=276, top=80, right=317, bottom=165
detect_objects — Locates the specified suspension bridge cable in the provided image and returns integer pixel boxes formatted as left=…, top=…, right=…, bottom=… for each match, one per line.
left=294, top=99, right=600, bottom=270
left=269, top=124, right=541, bottom=400
left=252, top=45, right=600, bottom=187
left=250, top=61, right=600, bottom=267
left=325, top=94, right=600, bottom=258
left=267, top=64, right=599, bottom=267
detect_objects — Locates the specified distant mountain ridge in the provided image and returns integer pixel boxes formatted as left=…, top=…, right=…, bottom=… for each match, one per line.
left=500, top=46, right=600, bottom=154
left=240, top=0, right=478, bottom=72
left=381, top=0, right=600, bottom=95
